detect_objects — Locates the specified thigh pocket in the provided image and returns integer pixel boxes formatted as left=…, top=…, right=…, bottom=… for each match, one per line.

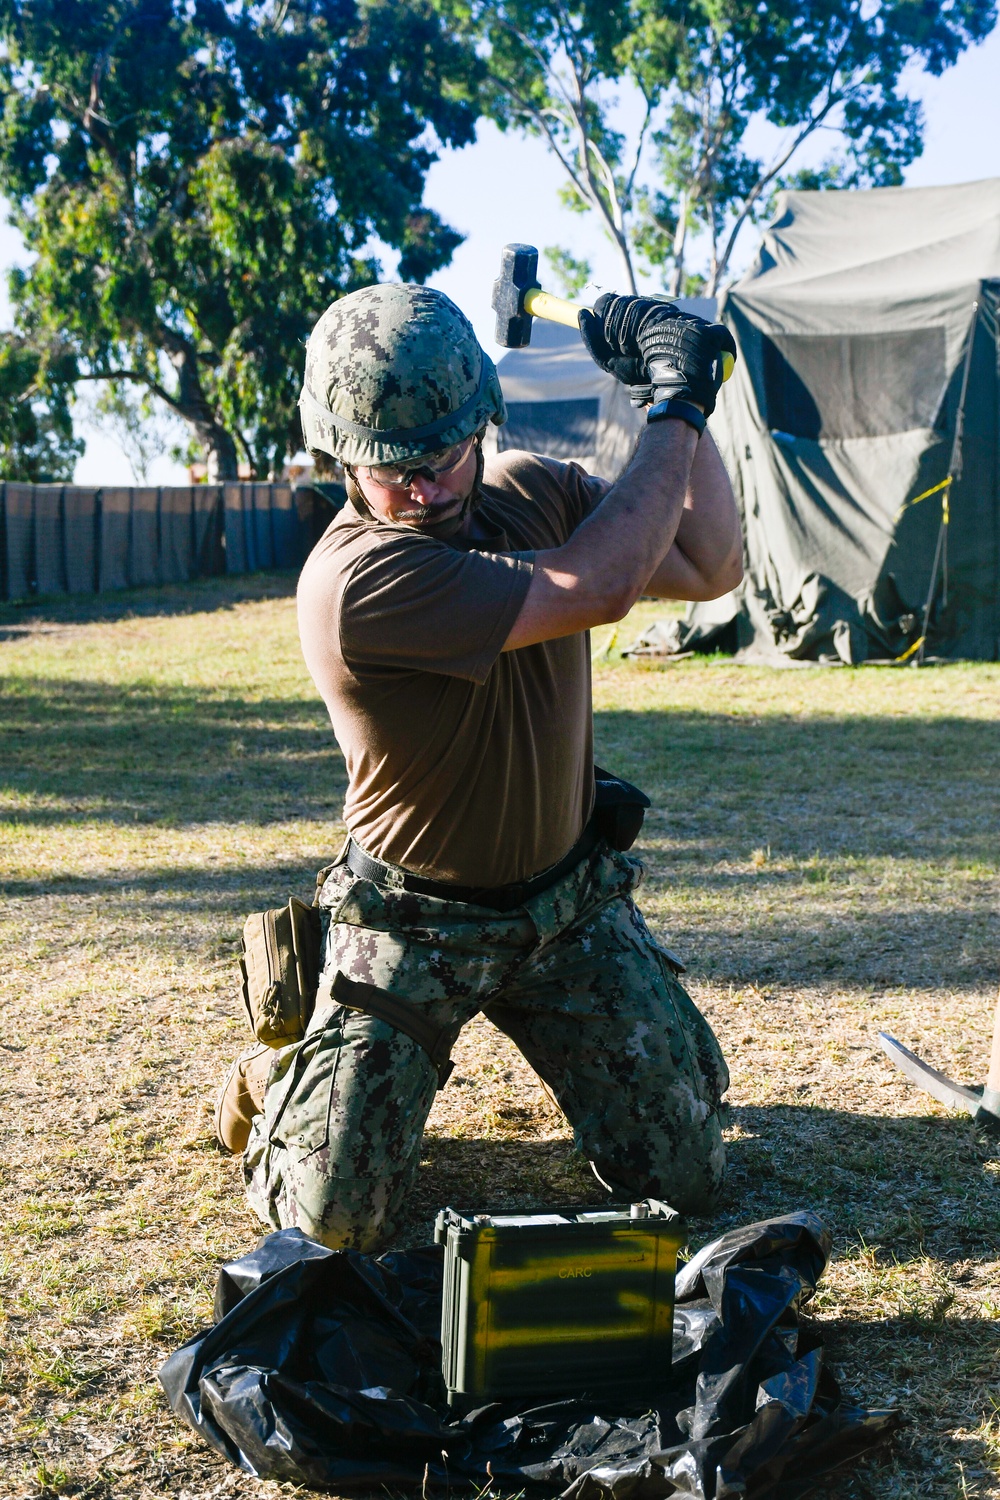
left=652, top=945, right=730, bottom=1108
left=268, top=1007, right=435, bottom=1169
left=263, top=1020, right=342, bottom=1160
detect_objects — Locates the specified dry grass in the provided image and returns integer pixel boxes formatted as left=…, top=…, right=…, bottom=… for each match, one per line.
left=0, top=575, right=998, bottom=1499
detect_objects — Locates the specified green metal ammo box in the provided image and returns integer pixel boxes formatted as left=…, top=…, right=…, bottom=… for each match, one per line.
left=434, top=1201, right=684, bottom=1410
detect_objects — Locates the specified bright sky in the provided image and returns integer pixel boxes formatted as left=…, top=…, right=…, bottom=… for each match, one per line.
left=2, top=20, right=998, bottom=485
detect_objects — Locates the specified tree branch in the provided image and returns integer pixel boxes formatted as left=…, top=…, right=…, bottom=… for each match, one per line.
left=711, top=75, right=849, bottom=291
left=585, top=135, right=623, bottom=232
left=494, top=15, right=579, bottom=120
left=566, top=51, right=635, bottom=289
left=487, top=71, right=597, bottom=215
left=624, top=91, right=654, bottom=204
left=485, top=9, right=640, bottom=291
left=74, top=368, right=186, bottom=418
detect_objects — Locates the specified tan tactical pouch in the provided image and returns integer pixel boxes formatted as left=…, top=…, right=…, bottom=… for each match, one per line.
left=239, top=898, right=323, bottom=1047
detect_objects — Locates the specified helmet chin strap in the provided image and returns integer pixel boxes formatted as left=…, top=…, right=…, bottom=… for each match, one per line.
left=346, top=436, right=486, bottom=538
left=345, top=471, right=377, bottom=523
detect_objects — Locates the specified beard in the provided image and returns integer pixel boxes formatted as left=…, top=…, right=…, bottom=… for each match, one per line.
left=345, top=442, right=485, bottom=540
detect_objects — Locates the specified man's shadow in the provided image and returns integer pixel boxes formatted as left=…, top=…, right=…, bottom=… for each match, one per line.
left=403, top=1103, right=998, bottom=1257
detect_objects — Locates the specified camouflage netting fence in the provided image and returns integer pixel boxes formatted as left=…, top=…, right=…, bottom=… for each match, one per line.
left=0, top=481, right=343, bottom=602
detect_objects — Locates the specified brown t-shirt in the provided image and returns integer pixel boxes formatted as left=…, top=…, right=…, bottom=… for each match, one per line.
left=297, top=450, right=609, bottom=886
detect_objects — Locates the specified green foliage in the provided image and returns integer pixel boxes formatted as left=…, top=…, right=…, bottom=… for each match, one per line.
left=632, top=0, right=997, bottom=291
left=783, top=160, right=852, bottom=194
left=544, top=245, right=593, bottom=298
left=437, top=0, right=996, bottom=294
left=0, top=0, right=481, bottom=478
left=0, top=336, right=82, bottom=482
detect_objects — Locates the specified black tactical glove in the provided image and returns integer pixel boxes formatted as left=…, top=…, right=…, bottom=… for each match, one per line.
left=580, top=292, right=737, bottom=417
left=640, top=312, right=736, bottom=417
left=579, top=292, right=683, bottom=391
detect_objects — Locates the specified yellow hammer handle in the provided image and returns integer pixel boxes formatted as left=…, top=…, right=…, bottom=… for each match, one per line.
left=521, top=286, right=734, bottom=382
left=522, top=287, right=583, bottom=330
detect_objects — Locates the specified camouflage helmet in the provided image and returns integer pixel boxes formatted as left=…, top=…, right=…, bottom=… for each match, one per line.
left=298, top=284, right=507, bottom=469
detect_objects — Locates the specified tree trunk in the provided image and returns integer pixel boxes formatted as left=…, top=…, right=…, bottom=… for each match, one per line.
left=668, top=189, right=689, bottom=297
left=160, top=326, right=240, bottom=480
left=610, top=227, right=638, bottom=295
left=620, top=241, right=638, bottom=296
left=707, top=196, right=719, bottom=296
left=201, top=424, right=239, bottom=482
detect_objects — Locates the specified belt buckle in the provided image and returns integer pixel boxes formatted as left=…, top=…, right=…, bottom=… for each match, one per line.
left=492, top=881, right=527, bottom=912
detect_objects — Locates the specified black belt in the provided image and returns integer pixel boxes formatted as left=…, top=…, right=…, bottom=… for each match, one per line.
left=344, top=820, right=600, bottom=913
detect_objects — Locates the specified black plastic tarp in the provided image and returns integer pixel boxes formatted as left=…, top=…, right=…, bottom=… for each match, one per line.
left=159, top=1211, right=898, bottom=1497
left=34, top=483, right=64, bottom=594
left=98, top=486, right=131, bottom=591
left=63, top=487, right=97, bottom=594
left=2, top=483, right=33, bottom=599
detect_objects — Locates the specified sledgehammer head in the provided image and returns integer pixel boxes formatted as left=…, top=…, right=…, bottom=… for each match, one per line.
left=493, top=243, right=541, bottom=348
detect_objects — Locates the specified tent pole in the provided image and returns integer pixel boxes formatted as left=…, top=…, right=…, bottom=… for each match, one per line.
left=916, top=302, right=979, bottom=666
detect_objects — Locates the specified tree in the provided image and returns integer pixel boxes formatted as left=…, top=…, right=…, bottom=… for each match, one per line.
left=0, top=335, right=82, bottom=481
left=635, top=0, right=997, bottom=294
left=438, top=0, right=995, bottom=296
left=78, top=380, right=185, bottom=484
left=544, top=244, right=593, bottom=297
left=0, top=0, right=481, bottom=479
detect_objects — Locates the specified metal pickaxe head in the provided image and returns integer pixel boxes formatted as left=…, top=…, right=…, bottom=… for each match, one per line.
left=491, top=242, right=586, bottom=348
left=878, top=991, right=1000, bottom=1139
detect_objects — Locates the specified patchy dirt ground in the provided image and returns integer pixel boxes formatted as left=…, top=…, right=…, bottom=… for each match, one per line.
left=1, top=577, right=998, bottom=1499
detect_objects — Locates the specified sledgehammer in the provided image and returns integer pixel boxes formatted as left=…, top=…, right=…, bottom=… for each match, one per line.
left=490, top=242, right=736, bottom=386
left=492, top=243, right=587, bottom=348
left=878, top=987, right=1000, bottom=1137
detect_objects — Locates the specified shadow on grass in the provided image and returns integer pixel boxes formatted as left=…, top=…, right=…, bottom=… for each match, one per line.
left=3, top=686, right=998, bottom=988
left=3, top=686, right=997, bottom=854
left=811, top=1311, right=999, bottom=1500
left=718, top=1102, right=1000, bottom=1262
left=403, top=1135, right=603, bottom=1240
left=595, top=708, right=1000, bottom=866
left=0, top=864, right=326, bottom=909
left=403, top=1106, right=999, bottom=1265
left=2, top=675, right=347, bottom=828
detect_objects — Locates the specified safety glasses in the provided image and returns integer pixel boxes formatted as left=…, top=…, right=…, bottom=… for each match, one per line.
left=357, top=436, right=475, bottom=492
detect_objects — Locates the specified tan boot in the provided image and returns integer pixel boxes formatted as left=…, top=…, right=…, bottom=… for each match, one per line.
left=214, top=1043, right=273, bottom=1154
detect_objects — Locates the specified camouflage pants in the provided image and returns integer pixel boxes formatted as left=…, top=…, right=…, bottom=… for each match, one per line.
left=243, top=840, right=728, bottom=1250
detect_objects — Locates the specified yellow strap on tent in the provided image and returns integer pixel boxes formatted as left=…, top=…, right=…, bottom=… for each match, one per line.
left=894, top=475, right=952, bottom=522
left=894, top=479, right=952, bottom=662
left=894, top=634, right=926, bottom=664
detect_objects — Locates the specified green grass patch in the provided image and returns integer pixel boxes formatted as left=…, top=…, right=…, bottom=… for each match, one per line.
left=1, top=573, right=999, bottom=1498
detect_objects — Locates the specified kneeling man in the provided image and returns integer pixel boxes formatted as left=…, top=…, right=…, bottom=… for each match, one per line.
left=217, top=283, right=742, bottom=1249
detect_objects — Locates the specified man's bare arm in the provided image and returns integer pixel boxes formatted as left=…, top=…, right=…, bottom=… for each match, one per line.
left=502, top=420, right=699, bottom=652
left=502, top=419, right=743, bottom=649
left=643, top=430, right=743, bottom=601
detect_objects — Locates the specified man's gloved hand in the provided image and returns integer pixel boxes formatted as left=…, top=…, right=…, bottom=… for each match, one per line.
left=580, top=292, right=737, bottom=417
left=579, top=292, right=682, bottom=390
left=640, top=312, right=737, bottom=417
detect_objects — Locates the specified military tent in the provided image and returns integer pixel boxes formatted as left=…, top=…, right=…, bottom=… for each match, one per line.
left=641, top=180, right=1000, bottom=663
